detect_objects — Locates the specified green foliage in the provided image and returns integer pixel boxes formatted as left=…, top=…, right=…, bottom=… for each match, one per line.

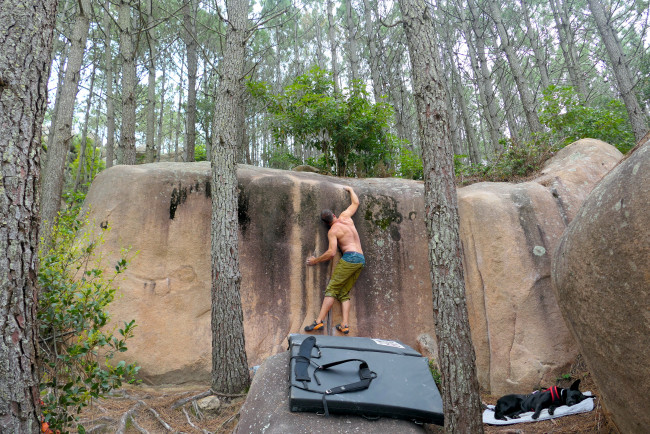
left=539, top=85, right=636, bottom=153
left=249, top=66, right=398, bottom=177
left=38, top=211, right=139, bottom=433
left=428, top=359, right=442, bottom=387
left=195, top=143, right=207, bottom=162
left=455, top=137, right=559, bottom=183
left=266, top=150, right=301, bottom=170
left=396, top=144, right=424, bottom=180
left=67, top=135, right=105, bottom=192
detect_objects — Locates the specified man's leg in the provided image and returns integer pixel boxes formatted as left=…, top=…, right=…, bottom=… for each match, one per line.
left=316, top=296, right=336, bottom=324
left=341, top=299, right=351, bottom=327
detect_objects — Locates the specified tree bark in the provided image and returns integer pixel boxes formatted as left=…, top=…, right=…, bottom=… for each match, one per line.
left=183, top=0, right=198, bottom=162
left=398, top=0, right=484, bottom=432
left=145, top=0, right=157, bottom=163
left=588, top=0, right=649, bottom=141
left=156, top=59, right=167, bottom=162
left=521, top=0, right=550, bottom=91
left=174, top=52, right=185, bottom=162
left=40, top=0, right=91, bottom=244
left=463, top=0, right=501, bottom=155
left=487, top=0, right=543, bottom=135
left=445, top=42, right=481, bottom=164
left=118, top=0, right=137, bottom=165
left=549, top=0, right=589, bottom=102
left=104, top=0, right=116, bottom=168
left=344, top=0, right=360, bottom=83
left=73, top=55, right=97, bottom=193
left=210, top=0, right=250, bottom=394
left=362, top=0, right=384, bottom=101
left=0, top=0, right=57, bottom=431
left=327, top=0, right=340, bottom=93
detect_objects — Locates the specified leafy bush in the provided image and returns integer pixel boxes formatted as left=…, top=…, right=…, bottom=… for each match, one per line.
left=540, top=85, right=636, bottom=153
left=38, top=210, right=139, bottom=433
left=455, top=137, right=559, bottom=183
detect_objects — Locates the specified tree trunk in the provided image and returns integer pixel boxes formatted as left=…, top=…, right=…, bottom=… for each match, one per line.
left=74, top=56, right=97, bottom=193
left=588, top=0, right=649, bottom=141
left=145, top=0, right=157, bottom=163
left=487, top=0, right=543, bottom=135
left=156, top=59, right=167, bottom=162
left=496, top=58, right=521, bottom=144
left=104, top=0, right=116, bottom=168
left=521, top=0, right=550, bottom=91
left=118, top=0, right=137, bottom=165
left=40, top=0, right=91, bottom=244
left=397, top=0, right=484, bottom=432
left=362, top=0, right=384, bottom=101
left=46, top=45, right=68, bottom=163
left=465, top=0, right=501, bottom=154
left=445, top=42, right=481, bottom=164
left=210, top=0, right=250, bottom=395
left=183, top=0, right=198, bottom=162
left=0, top=0, right=57, bottom=431
left=549, top=0, right=589, bottom=102
left=327, top=0, right=340, bottom=93
left=344, top=0, right=360, bottom=83
left=175, top=52, right=185, bottom=162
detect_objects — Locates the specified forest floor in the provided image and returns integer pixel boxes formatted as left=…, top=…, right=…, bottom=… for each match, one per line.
left=76, top=357, right=617, bottom=433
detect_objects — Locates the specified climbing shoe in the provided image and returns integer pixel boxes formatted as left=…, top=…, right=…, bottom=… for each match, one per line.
left=304, top=320, right=324, bottom=332
left=335, top=324, right=349, bottom=334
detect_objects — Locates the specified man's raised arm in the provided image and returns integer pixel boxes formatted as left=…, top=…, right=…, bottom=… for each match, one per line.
left=339, top=186, right=359, bottom=218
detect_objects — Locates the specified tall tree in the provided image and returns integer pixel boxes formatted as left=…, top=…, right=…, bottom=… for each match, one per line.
left=521, top=0, right=550, bottom=91
left=183, top=0, right=198, bottom=162
left=0, top=0, right=58, bottom=431
left=73, top=53, right=97, bottom=193
left=145, top=0, right=157, bottom=163
left=487, top=0, right=544, bottom=135
left=588, top=0, right=649, bottom=141
left=362, top=0, right=384, bottom=101
left=103, top=0, right=116, bottom=168
left=327, top=0, right=341, bottom=93
left=549, top=0, right=590, bottom=102
left=397, top=0, right=484, bottom=432
left=344, top=0, right=360, bottom=82
left=118, top=0, right=137, bottom=165
left=464, top=0, right=502, bottom=155
left=41, top=0, right=92, bottom=244
left=210, top=0, right=251, bottom=394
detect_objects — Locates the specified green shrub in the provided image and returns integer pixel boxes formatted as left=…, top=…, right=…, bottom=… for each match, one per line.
left=38, top=210, right=139, bottom=433
left=428, top=359, right=442, bottom=387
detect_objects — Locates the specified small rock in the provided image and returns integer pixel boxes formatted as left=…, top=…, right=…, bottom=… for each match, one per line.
left=197, top=396, right=221, bottom=414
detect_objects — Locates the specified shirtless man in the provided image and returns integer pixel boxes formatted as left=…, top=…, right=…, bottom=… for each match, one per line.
left=305, top=186, right=365, bottom=335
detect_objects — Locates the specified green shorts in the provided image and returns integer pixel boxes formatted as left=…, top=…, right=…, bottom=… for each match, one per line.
left=324, top=253, right=365, bottom=302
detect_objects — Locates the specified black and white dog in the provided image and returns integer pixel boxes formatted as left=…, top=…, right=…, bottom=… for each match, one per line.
left=494, top=379, right=592, bottom=420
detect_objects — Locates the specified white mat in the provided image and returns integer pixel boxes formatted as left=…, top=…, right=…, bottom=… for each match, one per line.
left=483, top=392, right=595, bottom=425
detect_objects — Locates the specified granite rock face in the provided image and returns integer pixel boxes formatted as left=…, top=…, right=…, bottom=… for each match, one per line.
left=460, top=139, right=622, bottom=395
left=552, top=138, right=649, bottom=433
left=83, top=139, right=621, bottom=394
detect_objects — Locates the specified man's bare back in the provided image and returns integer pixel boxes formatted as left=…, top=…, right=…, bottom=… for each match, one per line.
left=330, top=217, right=363, bottom=254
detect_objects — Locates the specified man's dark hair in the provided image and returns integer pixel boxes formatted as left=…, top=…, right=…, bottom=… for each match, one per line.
left=321, top=209, right=334, bottom=224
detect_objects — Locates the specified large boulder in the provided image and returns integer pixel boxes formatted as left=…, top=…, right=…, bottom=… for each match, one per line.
left=552, top=138, right=650, bottom=433
left=83, top=139, right=621, bottom=394
left=460, top=139, right=622, bottom=395
left=234, top=352, right=429, bottom=433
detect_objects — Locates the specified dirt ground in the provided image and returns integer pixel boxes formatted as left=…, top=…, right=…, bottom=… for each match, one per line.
left=76, top=357, right=618, bottom=433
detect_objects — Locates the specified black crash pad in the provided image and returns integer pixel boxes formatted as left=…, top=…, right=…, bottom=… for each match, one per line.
left=288, top=334, right=444, bottom=425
